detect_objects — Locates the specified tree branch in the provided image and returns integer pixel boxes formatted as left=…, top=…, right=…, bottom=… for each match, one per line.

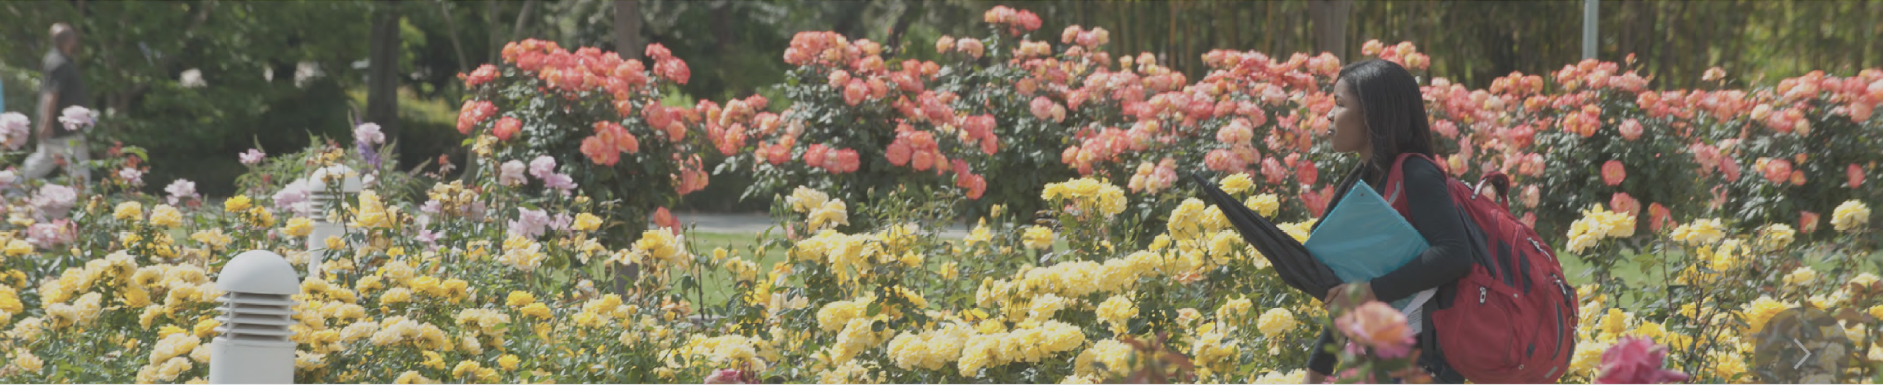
left=116, top=0, right=217, bottom=113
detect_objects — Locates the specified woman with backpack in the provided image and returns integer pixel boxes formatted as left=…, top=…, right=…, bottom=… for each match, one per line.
left=1303, top=59, right=1475, bottom=384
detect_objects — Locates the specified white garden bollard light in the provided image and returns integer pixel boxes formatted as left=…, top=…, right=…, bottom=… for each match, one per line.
left=209, top=250, right=300, bottom=384
left=299, top=165, right=361, bottom=279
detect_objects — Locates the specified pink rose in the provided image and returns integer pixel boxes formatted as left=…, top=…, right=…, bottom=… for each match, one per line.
left=1296, top=159, right=1320, bottom=186
left=1335, top=301, right=1417, bottom=359
left=1609, top=192, right=1640, bottom=216
left=493, top=117, right=521, bottom=141
left=1761, top=158, right=1794, bottom=185
left=1432, top=119, right=1459, bottom=140
left=1648, top=203, right=1672, bottom=233
left=1595, top=336, right=1689, bottom=384
left=704, top=368, right=749, bottom=384
left=1618, top=119, right=1643, bottom=141
left=1849, top=163, right=1865, bottom=189
left=1720, top=156, right=1742, bottom=182
left=653, top=207, right=681, bottom=235
left=1520, top=184, right=1540, bottom=208
left=1261, top=157, right=1288, bottom=186
left=1602, top=160, right=1627, bottom=186
left=1800, top=211, right=1821, bottom=234
left=1030, top=96, right=1056, bottom=121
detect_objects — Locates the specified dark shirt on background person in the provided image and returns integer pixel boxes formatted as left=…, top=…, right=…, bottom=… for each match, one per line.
left=39, top=48, right=86, bottom=140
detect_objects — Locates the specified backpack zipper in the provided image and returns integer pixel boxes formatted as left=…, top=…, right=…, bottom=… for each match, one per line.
left=1529, top=238, right=1552, bottom=262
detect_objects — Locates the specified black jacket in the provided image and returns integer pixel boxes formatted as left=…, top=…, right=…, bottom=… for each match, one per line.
left=1305, top=155, right=1474, bottom=383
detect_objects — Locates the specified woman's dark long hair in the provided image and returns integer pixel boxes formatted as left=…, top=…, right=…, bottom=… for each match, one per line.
left=1337, top=59, right=1435, bottom=179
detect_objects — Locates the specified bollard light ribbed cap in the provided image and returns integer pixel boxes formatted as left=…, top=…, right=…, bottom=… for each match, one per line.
left=216, top=250, right=301, bottom=295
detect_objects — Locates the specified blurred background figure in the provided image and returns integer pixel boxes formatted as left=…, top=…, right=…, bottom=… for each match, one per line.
left=23, top=22, right=89, bottom=182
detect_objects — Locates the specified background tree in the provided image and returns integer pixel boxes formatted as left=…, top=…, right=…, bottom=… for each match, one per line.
left=3, top=0, right=1882, bottom=209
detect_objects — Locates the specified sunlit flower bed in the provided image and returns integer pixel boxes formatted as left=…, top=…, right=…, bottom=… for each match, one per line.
left=0, top=4, right=1879, bottom=384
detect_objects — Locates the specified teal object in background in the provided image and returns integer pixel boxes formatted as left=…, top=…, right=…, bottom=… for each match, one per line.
left=1304, top=180, right=1430, bottom=309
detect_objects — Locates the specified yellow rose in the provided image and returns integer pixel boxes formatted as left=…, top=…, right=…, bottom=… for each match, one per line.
left=3, top=240, right=32, bottom=257
left=193, top=319, right=221, bottom=339
left=497, top=354, right=520, bottom=371
left=572, top=213, right=602, bottom=231
left=12, top=350, right=42, bottom=372
left=1022, top=226, right=1055, bottom=250
left=224, top=195, right=252, bottom=212
left=381, top=288, right=413, bottom=304
left=394, top=370, right=434, bottom=384
left=247, top=207, right=276, bottom=228
left=149, top=205, right=184, bottom=228
left=506, top=291, right=536, bottom=307
left=285, top=217, right=314, bottom=237
left=1257, top=308, right=1297, bottom=337
left=1220, top=173, right=1254, bottom=194
left=1781, top=266, right=1816, bottom=287
left=1245, top=194, right=1281, bottom=218
left=114, top=201, right=144, bottom=221
left=1832, top=200, right=1871, bottom=232
left=519, top=303, right=552, bottom=320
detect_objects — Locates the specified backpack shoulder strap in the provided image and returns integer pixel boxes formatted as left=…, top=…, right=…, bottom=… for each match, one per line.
left=1384, top=153, right=1440, bottom=209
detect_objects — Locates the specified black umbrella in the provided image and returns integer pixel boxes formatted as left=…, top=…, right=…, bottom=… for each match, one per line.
left=1189, top=173, right=1341, bottom=300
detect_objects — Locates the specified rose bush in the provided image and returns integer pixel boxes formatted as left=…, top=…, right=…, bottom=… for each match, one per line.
left=0, top=4, right=1878, bottom=384
left=456, top=39, right=713, bottom=244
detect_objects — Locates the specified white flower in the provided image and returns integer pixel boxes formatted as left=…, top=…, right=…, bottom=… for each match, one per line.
left=57, top=106, right=93, bottom=131
left=238, top=148, right=265, bottom=165
left=179, top=69, right=206, bottom=88
left=294, top=61, right=324, bottom=88
left=0, top=112, right=29, bottom=150
left=165, top=179, right=198, bottom=205
left=499, top=160, right=528, bottom=186
left=354, top=123, right=382, bottom=146
left=529, top=156, right=558, bottom=179
left=118, top=168, right=143, bottom=185
left=273, top=180, right=312, bottom=214
left=32, top=184, right=77, bottom=217
left=354, top=123, right=385, bottom=145
left=543, top=173, right=577, bottom=193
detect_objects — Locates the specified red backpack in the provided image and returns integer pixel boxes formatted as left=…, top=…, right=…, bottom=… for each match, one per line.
left=1382, top=153, right=1579, bottom=384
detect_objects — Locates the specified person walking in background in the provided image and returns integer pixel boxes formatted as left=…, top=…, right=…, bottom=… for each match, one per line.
left=24, top=22, right=90, bottom=182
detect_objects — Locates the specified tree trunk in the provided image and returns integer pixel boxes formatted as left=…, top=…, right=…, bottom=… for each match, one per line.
left=438, top=0, right=469, bottom=75
left=614, top=0, right=641, bottom=59
left=487, top=1, right=501, bottom=63
left=1309, top=0, right=1353, bottom=60
left=712, top=1, right=735, bottom=53
left=830, top=0, right=867, bottom=39
left=884, top=0, right=924, bottom=56
left=367, top=0, right=402, bottom=148
left=510, top=0, right=536, bottom=45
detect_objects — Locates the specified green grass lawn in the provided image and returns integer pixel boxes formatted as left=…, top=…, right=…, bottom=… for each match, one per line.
left=688, top=231, right=789, bottom=306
